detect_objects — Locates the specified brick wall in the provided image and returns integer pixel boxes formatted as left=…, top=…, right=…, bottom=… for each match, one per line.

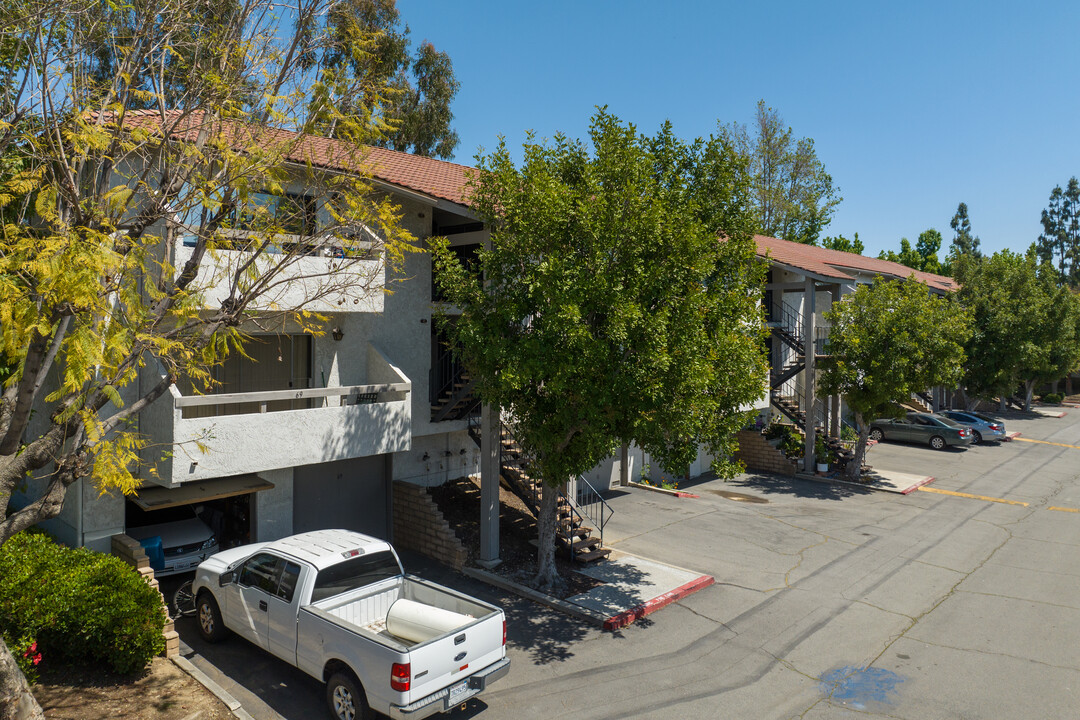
left=111, top=534, right=179, bottom=659
left=392, top=481, right=467, bottom=570
left=733, top=430, right=798, bottom=477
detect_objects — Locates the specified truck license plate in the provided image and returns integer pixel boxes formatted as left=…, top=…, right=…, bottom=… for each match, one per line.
left=448, top=679, right=470, bottom=706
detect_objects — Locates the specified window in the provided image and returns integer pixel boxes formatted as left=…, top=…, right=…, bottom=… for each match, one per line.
left=239, top=553, right=283, bottom=594
left=311, top=551, right=402, bottom=602
left=277, top=561, right=302, bottom=603
left=235, top=192, right=317, bottom=237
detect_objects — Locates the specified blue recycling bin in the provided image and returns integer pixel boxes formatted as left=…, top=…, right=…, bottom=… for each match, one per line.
left=139, top=535, right=164, bottom=573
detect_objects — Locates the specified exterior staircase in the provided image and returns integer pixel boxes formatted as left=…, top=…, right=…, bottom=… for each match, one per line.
left=429, top=338, right=480, bottom=421
left=468, top=418, right=612, bottom=563
left=767, top=302, right=859, bottom=471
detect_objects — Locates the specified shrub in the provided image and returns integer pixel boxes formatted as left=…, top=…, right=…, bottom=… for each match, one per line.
left=0, top=532, right=166, bottom=676
left=1042, top=392, right=1063, bottom=405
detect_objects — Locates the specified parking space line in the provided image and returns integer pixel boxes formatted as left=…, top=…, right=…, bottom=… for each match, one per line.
left=916, top=486, right=1029, bottom=506
left=1012, top=437, right=1080, bottom=450
left=1048, top=506, right=1080, bottom=513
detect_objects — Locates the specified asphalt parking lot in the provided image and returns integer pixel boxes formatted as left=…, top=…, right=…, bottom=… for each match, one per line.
left=170, top=407, right=1080, bottom=719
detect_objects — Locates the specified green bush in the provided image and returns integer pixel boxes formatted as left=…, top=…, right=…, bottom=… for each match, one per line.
left=0, top=532, right=166, bottom=676
left=1042, top=392, right=1063, bottom=405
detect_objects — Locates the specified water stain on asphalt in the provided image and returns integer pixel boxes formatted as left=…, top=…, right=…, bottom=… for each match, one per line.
left=706, top=489, right=769, bottom=504
left=819, top=665, right=904, bottom=710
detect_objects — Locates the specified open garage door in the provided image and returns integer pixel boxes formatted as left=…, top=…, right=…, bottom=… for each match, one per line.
left=293, top=455, right=389, bottom=539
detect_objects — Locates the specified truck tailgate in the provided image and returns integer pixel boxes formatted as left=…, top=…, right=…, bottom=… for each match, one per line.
left=406, top=612, right=504, bottom=704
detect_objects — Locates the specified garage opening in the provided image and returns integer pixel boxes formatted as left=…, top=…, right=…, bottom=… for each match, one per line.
left=126, top=475, right=274, bottom=574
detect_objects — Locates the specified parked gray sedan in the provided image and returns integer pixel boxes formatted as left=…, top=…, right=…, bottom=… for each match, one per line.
left=940, top=410, right=1007, bottom=443
left=868, top=412, right=974, bottom=450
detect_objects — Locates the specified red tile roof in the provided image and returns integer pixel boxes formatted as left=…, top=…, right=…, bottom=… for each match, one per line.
left=754, top=235, right=959, bottom=293
left=93, top=109, right=473, bottom=206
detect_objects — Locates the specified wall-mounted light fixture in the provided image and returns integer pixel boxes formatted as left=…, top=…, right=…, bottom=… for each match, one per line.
left=443, top=450, right=453, bottom=457
left=331, top=327, right=344, bottom=342
left=459, top=448, right=467, bottom=455
left=421, top=452, right=430, bottom=461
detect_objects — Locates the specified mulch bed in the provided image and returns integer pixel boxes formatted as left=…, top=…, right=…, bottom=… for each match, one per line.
left=428, top=476, right=604, bottom=600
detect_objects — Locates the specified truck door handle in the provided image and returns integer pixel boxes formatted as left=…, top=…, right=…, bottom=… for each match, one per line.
left=259, top=600, right=267, bottom=612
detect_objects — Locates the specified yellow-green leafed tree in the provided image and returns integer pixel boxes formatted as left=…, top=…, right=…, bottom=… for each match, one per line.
left=0, top=0, right=416, bottom=713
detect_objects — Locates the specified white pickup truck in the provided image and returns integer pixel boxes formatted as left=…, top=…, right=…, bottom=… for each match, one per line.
left=190, top=529, right=509, bottom=720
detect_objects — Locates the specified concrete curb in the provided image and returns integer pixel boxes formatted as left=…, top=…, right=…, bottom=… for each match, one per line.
left=602, top=574, right=715, bottom=631
left=171, top=655, right=254, bottom=720
left=627, top=481, right=699, bottom=498
left=461, top=567, right=609, bottom=627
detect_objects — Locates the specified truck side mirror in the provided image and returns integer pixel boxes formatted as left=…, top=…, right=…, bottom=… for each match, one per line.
left=219, top=570, right=236, bottom=586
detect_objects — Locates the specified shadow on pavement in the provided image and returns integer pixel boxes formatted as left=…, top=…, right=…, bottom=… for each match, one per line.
left=727, top=472, right=875, bottom=501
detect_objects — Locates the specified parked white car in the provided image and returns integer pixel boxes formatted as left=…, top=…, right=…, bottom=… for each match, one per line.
left=125, top=504, right=219, bottom=577
left=191, top=529, right=509, bottom=720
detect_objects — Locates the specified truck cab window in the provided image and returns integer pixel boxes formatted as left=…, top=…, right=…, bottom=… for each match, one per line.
left=311, top=551, right=402, bottom=602
left=239, top=553, right=283, bottom=594
left=277, top=561, right=302, bottom=603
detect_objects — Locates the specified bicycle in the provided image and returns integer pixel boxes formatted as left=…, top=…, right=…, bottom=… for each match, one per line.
left=172, top=580, right=197, bottom=618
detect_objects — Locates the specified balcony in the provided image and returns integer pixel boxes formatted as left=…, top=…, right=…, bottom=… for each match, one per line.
left=144, top=344, right=410, bottom=486
left=173, top=238, right=385, bottom=314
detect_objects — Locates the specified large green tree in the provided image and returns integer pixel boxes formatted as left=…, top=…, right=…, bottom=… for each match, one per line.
left=1036, top=177, right=1080, bottom=285
left=947, top=202, right=981, bottom=264
left=433, top=111, right=767, bottom=588
left=821, top=232, right=864, bottom=255
left=720, top=100, right=841, bottom=245
left=955, top=249, right=1080, bottom=410
left=878, top=229, right=943, bottom=274
left=312, top=0, right=460, bottom=158
left=819, top=279, right=971, bottom=480
left=0, top=0, right=413, bottom=715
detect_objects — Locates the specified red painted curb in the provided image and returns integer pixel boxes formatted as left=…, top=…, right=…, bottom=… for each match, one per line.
left=1005, top=432, right=1022, bottom=441
left=901, top=476, right=935, bottom=495
left=674, top=491, right=700, bottom=498
left=602, top=574, right=715, bottom=631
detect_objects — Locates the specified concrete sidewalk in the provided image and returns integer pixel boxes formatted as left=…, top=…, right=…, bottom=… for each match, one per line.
left=568, top=550, right=714, bottom=630
left=798, top=467, right=934, bottom=494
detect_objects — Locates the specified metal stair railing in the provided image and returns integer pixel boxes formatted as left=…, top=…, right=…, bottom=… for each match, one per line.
left=769, top=301, right=807, bottom=355
left=568, top=475, right=613, bottom=547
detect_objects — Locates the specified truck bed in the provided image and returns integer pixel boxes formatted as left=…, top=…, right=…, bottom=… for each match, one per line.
left=309, top=574, right=496, bottom=650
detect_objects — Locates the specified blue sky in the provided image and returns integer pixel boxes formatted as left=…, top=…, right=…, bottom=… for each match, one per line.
left=397, top=0, right=1080, bottom=259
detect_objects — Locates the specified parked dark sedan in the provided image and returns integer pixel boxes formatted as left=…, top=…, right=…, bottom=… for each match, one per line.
left=939, top=410, right=1007, bottom=443
left=868, top=412, right=974, bottom=450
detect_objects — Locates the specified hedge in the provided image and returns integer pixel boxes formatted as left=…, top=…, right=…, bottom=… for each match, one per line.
left=0, top=532, right=166, bottom=676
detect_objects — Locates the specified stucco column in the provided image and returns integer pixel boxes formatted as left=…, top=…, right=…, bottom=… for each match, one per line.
left=803, top=277, right=817, bottom=470
left=479, top=403, right=500, bottom=566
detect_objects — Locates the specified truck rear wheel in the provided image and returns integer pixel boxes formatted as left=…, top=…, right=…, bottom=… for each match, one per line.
left=326, top=671, right=371, bottom=720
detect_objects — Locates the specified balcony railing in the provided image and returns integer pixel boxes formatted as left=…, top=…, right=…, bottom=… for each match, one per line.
left=146, top=343, right=412, bottom=486
left=174, top=382, right=409, bottom=418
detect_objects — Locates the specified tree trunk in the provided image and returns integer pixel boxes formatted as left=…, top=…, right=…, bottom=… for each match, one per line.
left=999, top=396, right=1007, bottom=413
left=844, top=412, right=870, bottom=482
left=619, top=444, right=629, bottom=487
left=1024, top=381, right=1035, bottom=411
left=0, top=637, right=44, bottom=720
left=534, top=482, right=560, bottom=591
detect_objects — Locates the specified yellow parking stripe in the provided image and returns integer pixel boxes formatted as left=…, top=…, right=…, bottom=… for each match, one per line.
left=916, top=486, right=1029, bottom=506
left=1013, top=437, right=1080, bottom=450
left=1048, top=506, right=1080, bottom=513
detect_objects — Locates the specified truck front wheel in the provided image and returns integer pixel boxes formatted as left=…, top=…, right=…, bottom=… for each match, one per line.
left=326, top=671, right=370, bottom=720
left=195, top=592, right=229, bottom=643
